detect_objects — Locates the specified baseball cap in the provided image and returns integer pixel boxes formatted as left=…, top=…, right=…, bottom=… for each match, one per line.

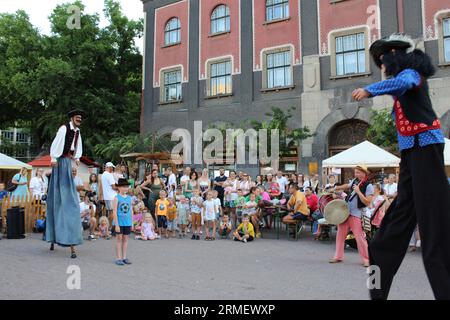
left=105, top=162, right=115, bottom=168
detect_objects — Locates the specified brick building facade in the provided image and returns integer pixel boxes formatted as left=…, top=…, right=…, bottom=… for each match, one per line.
left=141, top=0, right=450, bottom=175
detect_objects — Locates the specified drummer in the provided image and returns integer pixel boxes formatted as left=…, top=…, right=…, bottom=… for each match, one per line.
left=329, top=165, right=373, bottom=267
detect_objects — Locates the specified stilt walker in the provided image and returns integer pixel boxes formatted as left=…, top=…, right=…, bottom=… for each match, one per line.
left=45, top=110, right=85, bottom=258
left=352, top=34, right=450, bottom=300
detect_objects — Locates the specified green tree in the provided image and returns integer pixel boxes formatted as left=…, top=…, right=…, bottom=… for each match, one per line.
left=0, top=1, right=143, bottom=162
left=366, top=109, right=398, bottom=154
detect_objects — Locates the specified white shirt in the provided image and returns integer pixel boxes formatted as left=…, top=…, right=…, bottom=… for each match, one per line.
left=29, top=176, right=46, bottom=199
left=384, top=183, right=398, bottom=197
left=168, top=173, right=177, bottom=188
left=50, top=122, right=83, bottom=163
left=80, top=202, right=96, bottom=221
left=203, top=200, right=217, bottom=221
left=276, top=176, right=289, bottom=193
left=101, top=171, right=117, bottom=201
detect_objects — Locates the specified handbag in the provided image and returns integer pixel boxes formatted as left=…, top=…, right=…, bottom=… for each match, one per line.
left=6, top=181, right=17, bottom=192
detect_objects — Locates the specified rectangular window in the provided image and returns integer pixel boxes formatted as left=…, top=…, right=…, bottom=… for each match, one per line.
left=266, top=0, right=289, bottom=22
left=266, top=50, right=292, bottom=88
left=210, top=60, right=232, bottom=96
left=15, top=133, right=29, bottom=144
left=1, top=131, right=14, bottom=142
left=444, top=18, right=450, bottom=62
left=163, top=69, right=182, bottom=102
left=335, top=33, right=366, bottom=76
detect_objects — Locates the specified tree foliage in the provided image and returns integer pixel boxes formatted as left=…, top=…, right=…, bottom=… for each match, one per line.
left=366, top=109, right=398, bottom=154
left=0, top=1, right=143, bottom=161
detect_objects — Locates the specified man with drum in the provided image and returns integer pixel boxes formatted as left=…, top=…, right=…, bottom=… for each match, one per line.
left=328, top=165, right=373, bottom=267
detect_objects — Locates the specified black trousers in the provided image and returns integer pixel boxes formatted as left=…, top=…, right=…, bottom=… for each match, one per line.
left=369, top=143, right=450, bottom=300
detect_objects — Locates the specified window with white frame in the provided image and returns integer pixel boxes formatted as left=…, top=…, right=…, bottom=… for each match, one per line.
left=335, top=33, right=366, bottom=76
left=209, top=60, right=232, bottom=96
left=444, top=18, right=450, bottom=62
left=266, top=0, right=289, bottom=22
left=162, top=69, right=182, bottom=102
left=164, top=18, right=181, bottom=45
left=266, top=50, right=292, bottom=89
left=16, top=132, right=29, bottom=144
left=211, top=5, right=230, bottom=34
left=1, top=131, right=14, bottom=142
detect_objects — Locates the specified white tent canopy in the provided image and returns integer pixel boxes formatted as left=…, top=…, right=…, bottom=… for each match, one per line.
left=322, top=141, right=400, bottom=168
left=445, top=138, right=450, bottom=166
left=0, top=153, right=32, bottom=170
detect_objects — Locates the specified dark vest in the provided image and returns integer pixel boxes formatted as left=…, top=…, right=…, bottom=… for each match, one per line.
left=396, top=79, right=438, bottom=126
left=62, top=123, right=77, bottom=155
left=346, top=179, right=369, bottom=209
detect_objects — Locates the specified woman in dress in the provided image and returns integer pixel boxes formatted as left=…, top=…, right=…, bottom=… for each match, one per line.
left=223, top=171, right=239, bottom=222
left=184, top=171, right=199, bottom=199
left=198, top=168, right=211, bottom=199
left=11, top=167, right=29, bottom=200
left=140, top=169, right=165, bottom=218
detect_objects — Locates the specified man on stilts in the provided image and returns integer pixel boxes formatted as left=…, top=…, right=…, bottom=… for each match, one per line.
left=45, top=110, right=85, bottom=258
left=353, top=34, right=450, bottom=300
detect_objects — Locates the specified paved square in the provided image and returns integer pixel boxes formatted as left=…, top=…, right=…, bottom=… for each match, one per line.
left=0, top=230, right=434, bottom=300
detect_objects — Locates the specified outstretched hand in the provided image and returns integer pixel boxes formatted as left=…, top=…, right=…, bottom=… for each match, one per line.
left=352, top=88, right=370, bottom=101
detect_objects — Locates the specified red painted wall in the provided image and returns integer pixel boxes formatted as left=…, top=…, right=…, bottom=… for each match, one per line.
left=423, top=0, right=450, bottom=40
left=253, top=0, right=301, bottom=70
left=153, top=0, right=189, bottom=87
left=199, top=0, right=240, bottom=79
left=318, top=0, right=380, bottom=55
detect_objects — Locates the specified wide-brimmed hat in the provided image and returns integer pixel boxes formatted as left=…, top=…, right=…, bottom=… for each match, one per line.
left=68, top=109, right=86, bottom=119
left=355, top=164, right=370, bottom=175
left=370, top=33, right=416, bottom=68
left=116, top=178, right=130, bottom=187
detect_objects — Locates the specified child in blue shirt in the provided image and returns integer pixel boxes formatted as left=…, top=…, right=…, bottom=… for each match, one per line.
left=112, top=179, right=134, bottom=266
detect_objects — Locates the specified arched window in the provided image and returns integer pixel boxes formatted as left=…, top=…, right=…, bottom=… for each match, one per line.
left=211, top=5, right=230, bottom=34
left=165, top=18, right=181, bottom=45
left=266, top=0, right=289, bottom=22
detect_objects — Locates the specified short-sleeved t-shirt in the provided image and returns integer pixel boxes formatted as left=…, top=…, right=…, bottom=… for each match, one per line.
left=349, top=183, right=374, bottom=218
left=203, top=199, right=216, bottom=221
left=214, top=175, right=227, bottom=193
left=101, top=171, right=117, bottom=201
left=167, top=205, right=177, bottom=221
left=236, top=222, right=255, bottom=238
left=155, top=198, right=170, bottom=216
left=384, top=183, right=398, bottom=197
left=190, top=196, right=203, bottom=213
left=288, top=190, right=309, bottom=216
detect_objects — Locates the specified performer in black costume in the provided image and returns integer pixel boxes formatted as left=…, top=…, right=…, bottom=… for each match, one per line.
left=352, top=34, right=450, bottom=300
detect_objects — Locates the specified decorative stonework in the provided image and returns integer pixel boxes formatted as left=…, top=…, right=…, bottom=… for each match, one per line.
left=303, top=55, right=321, bottom=92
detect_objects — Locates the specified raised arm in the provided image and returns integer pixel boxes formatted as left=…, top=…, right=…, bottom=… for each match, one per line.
left=353, top=69, right=421, bottom=100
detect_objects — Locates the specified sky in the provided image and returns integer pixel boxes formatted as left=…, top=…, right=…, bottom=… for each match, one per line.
left=0, top=0, right=145, bottom=51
